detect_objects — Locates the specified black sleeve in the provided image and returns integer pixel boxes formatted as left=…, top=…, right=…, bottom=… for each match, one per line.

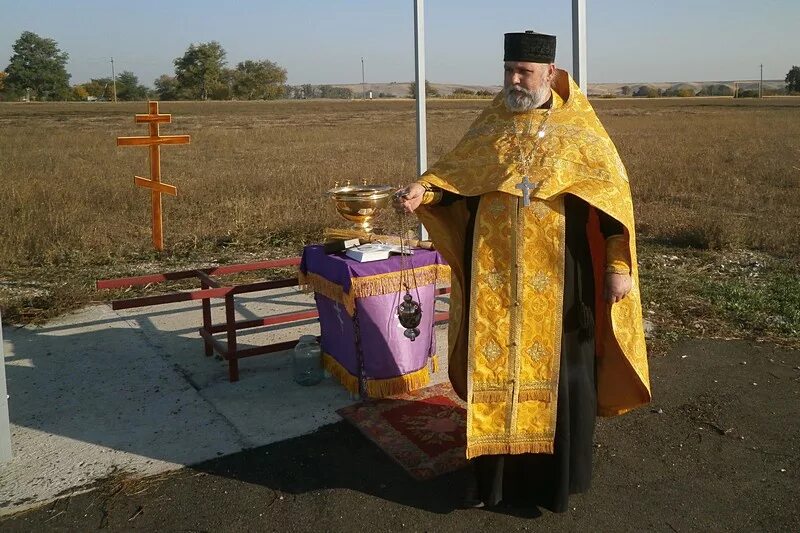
left=598, top=209, right=624, bottom=239
left=438, top=189, right=462, bottom=207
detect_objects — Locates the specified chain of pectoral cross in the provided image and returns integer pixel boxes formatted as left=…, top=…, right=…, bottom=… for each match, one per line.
left=514, top=108, right=553, bottom=207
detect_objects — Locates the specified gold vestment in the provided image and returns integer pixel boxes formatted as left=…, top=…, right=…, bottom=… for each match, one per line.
left=416, top=71, right=651, bottom=459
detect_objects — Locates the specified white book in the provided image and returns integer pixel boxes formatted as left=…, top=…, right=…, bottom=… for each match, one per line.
left=345, top=243, right=414, bottom=262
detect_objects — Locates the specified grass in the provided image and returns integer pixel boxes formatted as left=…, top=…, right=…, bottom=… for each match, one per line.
left=1, top=96, right=799, bottom=348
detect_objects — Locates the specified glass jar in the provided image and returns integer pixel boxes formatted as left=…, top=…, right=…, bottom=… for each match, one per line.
left=292, top=335, right=323, bottom=386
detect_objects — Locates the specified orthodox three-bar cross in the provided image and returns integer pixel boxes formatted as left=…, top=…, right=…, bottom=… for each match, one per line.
left=117, top=101, right=190, bottom=251
left=516, top=176, right=539, bottom=207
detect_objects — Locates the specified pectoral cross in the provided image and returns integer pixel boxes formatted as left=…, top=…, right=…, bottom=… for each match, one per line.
left=515, top=176, right=538, bottom=207
left=117, top=101, right=191, bottom=251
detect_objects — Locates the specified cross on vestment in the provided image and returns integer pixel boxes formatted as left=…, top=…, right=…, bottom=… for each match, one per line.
left=515, top=176, right=539, bottom=207
left=117, top=101, right=190, bottom=251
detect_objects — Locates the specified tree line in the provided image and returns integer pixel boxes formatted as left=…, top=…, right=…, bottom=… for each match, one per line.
left=0, top=32, right=288, bottom=102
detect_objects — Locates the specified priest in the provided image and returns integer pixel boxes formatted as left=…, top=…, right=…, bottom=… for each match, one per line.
left=395, top=31, right=651, bottom=513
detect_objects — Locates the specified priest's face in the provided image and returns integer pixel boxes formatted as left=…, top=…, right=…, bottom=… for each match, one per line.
left=503, top=61, right=555, bottom=112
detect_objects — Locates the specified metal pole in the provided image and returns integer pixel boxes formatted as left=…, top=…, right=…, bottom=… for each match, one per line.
left=414, top=0, right=429, bottom=240
left=572, top=0, right=588, bottom=94
left=111, top=57, right=117, bottom=102
left=0, top=311, right=12, bottom=463
left=361, top=57, right=366, bottom=99
left=759, top=64, right=763, bottom=98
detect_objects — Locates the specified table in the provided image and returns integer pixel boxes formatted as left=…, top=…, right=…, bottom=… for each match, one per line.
left=300, top=245, right=450, bottom=398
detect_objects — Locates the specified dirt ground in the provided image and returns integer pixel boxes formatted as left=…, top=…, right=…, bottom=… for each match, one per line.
left=2, top=338, right=798, bottom=532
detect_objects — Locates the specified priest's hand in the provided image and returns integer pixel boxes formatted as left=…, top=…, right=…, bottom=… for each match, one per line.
left=605, top=272, right=632, bottom=304
left=393, top=183, right=426, bottom=213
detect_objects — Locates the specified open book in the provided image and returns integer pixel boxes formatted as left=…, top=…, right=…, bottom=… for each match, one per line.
left=345, top=243, right=414, bottom=263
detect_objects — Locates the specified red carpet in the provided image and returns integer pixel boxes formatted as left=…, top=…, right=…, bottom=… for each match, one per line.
left=337, top=382, right=468, bottom=480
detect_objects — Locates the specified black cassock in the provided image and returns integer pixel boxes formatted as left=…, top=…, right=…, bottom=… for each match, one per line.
left=440, top=191, right=624, bottom=513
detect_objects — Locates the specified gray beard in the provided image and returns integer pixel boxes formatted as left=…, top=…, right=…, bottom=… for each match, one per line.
left=504, top=84, right=552, bottom=112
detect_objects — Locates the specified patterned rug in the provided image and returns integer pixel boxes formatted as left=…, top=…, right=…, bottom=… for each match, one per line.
left=337, top=382, right=468, bottom=480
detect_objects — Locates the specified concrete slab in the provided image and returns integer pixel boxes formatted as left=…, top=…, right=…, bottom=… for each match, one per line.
left=0, top=286, right=450, bottom=515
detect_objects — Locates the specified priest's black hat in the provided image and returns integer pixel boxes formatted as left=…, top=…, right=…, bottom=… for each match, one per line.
left=504, top=31, right=556, bottom=63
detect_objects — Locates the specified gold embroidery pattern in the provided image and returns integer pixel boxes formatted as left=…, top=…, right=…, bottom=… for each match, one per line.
left=483, top=340, right=502, bottom=362
left=530, top=271, right=551, bottom=292
left=530, top=200, right=551, bottom=220
left=483, top=270, right=506, bottom=290
left=488, top=198, right=506, bottom=217
left=528, top=341, right=547, bottom=361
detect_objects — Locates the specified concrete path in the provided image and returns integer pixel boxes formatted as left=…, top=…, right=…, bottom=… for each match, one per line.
left=0, top=287, right=449, bottom=514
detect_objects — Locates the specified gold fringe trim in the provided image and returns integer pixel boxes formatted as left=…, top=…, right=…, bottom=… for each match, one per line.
left=322, top=352, right=432, bottom=398
left=518, top=389, right=553, bottom=402
left=349, top=264, right=451, bottom=299
left=466, top=440, right=554, bottom=460
left=299, top=264, right=451, bottom=317
left=430, top=355, right=438, bottom=373
left=298, top=271, right=356, bottom=316
left=323, top=352, right=360, bottom=395
left=472, top=390, right=507, bottom=404
left=366, top=365, right=431, bottom=398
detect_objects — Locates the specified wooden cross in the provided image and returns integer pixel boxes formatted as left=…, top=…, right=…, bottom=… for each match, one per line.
left=515, top=176, right=539, bottom=207
left=117, top=101, right=190, bottom=251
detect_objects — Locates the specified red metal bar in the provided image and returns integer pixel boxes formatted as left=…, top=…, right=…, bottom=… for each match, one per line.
left=233, top=343, right=296, bottom=359
left=96, top=257, right=302, bottom=290
left=207, top=310, right=319, bottom=334
left=200, top=280, right=213, bottom=357
left=110, top=287, right=235, bottom=310
left=97, top=270, right=203, bottom=290
left=225, top=295, right=238, bottom=381
left=229, top=278, right=299, bottom=295
left=199, top=328, right=229, bottom=356
left=195, top=270, right=222, bottom=289
left=210, top=258, right=301, bottom=276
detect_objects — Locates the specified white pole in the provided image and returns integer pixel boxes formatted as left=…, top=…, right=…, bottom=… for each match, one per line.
left=413, top=0, right=429, bottom=240
left=111, top=57, right=117, bottom=103
left=572, top=0, right=588, bottom=94
left=0, top=311, right=12, bottom=463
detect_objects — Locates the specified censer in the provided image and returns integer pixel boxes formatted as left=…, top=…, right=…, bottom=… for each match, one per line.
left=394, top=193, right=423, bottom=341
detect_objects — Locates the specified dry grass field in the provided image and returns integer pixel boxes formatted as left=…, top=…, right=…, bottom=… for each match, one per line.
left=1, top=97, right=799, bottom=343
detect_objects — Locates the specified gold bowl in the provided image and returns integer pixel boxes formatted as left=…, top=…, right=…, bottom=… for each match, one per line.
left=327, top=182, right=395, bottom=234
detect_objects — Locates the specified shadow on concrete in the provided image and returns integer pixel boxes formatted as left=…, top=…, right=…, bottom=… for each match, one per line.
left=189, top=420, right=541, bottom=519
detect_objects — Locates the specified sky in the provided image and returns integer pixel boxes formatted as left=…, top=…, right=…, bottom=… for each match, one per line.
left=1, top=0, right=797, bottom=87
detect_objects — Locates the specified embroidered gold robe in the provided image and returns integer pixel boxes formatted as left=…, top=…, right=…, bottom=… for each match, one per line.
left=416, top=70, right=651, bottom=459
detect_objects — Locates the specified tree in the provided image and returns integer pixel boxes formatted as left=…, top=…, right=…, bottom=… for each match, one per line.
left=634, top=85, right=659, bottom=98
left=0, top=71, right=7, bottom=92
left=4, top=31, right=71, bottom=100
left=698, top=84, right=733, bottom=97
left=300, top=83, right=317, bottom=99
left=786, top=66, right=800, bottom=94
left=318, top=85, right=352, bottom=99
left=173, top=41, right=227, bottom=100
left=71, top=84, right=89, bottom=101
left=408, top=80, right=439, bottom=98
left=83, top=77, right=114, bottom=100
left=116, top=70, right=148, bottom=101
left=231, top=59, right=287, bottom=100
left=154, top=74, right=180, bottom=100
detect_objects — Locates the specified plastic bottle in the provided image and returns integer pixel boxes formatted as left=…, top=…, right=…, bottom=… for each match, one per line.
left=292, top=335, right=323, bottom=386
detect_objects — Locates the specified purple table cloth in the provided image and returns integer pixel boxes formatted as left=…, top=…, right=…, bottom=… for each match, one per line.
left=300, top=245, right=449, bottom=398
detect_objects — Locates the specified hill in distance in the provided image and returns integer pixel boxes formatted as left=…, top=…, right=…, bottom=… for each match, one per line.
left=328, top=80, right=787, bottom=98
